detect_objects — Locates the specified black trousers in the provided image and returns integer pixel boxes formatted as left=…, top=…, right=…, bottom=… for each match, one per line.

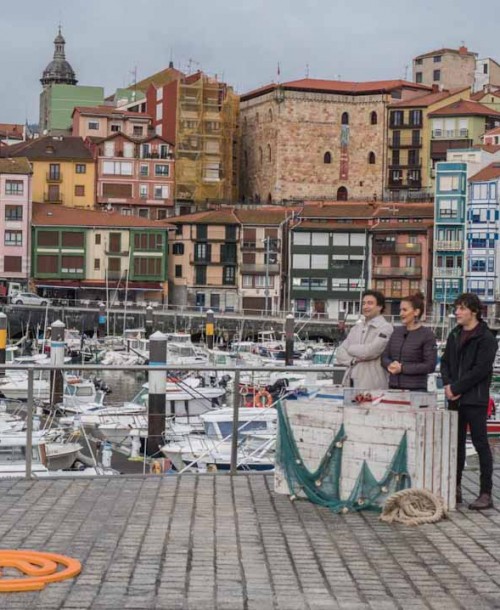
left=456, top=405, right=493, bottom=494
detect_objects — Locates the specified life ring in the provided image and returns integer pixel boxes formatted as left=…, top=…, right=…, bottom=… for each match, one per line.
left=253, top=389, right=273, bottom=408
left=239, top=384, right=251, bottom=396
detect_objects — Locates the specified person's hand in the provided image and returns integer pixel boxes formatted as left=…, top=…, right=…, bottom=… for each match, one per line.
left=444, top=385, right=461, bottom=401
left=388, top=361, right=402, bottom=375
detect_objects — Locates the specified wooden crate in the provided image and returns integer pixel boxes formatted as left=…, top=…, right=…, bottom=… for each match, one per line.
left=275, top=399, right=458, bottom=510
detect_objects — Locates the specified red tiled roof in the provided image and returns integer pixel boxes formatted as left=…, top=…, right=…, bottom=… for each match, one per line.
left=0, top=157, right=31, bottom=174
left=32, top=204, right=173, bottom=229
left=390, top=87, right=470, bottom=108
left=0, top=136, right=93, bottom=161
left=468, top=162, right=500, bottom=182
left=241, top=78, right=431, bottom=101
left=473, top=144, right=500, bottom=153
left=0, top=123, right=24, bottom=133
left=414, top=47, right=477, bottom=60
left=428, top=99, right=500, bottom=118
left=162, top=207, right=293, bottom=226
left=72, top=105, right=152, bottom=120
left=470, top=90, right=500, bottom=101
left=484, top=126, right=500, bottom=136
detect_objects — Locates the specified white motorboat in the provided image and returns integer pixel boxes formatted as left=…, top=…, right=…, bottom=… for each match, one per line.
left=161, top=406, right=276, bottom=472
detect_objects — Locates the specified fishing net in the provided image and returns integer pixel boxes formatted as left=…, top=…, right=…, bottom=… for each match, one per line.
left=276, top=403, right=411, bottom=513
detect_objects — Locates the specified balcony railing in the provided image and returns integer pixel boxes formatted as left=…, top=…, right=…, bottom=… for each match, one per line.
left=435, top=240, right=463, bottom=251
left=389, top=162, right=422, bottom=169
left=373, top=266, right=422, bottom=278
left=373, top=242, right=422, bottom=255
left=43, top=193, right=63, bottom=204
left=241, top=264, right=279, bottom=274
left=434, top=267, right=463, bottom=278
left=432, top=129, right=469, bottom=139
left=46, top=172, right=62, bottom=183
left=388, top=137, right=422, bottom=148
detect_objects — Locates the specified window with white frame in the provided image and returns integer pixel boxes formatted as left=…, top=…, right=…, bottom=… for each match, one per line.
left=311, top=254, right=328, bottom=269
left=255, top=275, right=273, bottom=288
left=102, top=161, right=133, bottom=175
left=332, top=233, right=349, bottom=246
left=331, top=279, right=348, bottom=290
left=110, top=124, right=120, bottom=132
left=139, top=184, right=148, bottom=199
left=293, top=232, right=310, bottom=245
left=242, top=275, right=253, bottom=288
left=5, top=180, right=23, bottom=196
left=473, top=184, right=489, bottom=200
left=140, top=164, right=149, bottom=177
left=88, top=121, right=99, bottom=130
left=154, top=185, right=169, bottom=200
left=439, top=175, right=460, bottom=191
left=439, top=199, right=458, bottom=218
left=4, top=230, right=22, bottom=246
left=156, top=87, right=163, bottom=102
left=311, top=232, right=329, bottom=246
left=156, top=104, right=163, bottom=121
left=123, top=142, right=134, bottom=158
left=292, top=254, right=310, bottom=269
left=155, top=164, right=169, bottom=176
left=350, top=233, right=365, bottom=247
left=103, top=141, right=115, bottom=157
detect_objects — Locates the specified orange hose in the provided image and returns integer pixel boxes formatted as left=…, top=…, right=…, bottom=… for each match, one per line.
left=0, top=550, right=81, bottom=592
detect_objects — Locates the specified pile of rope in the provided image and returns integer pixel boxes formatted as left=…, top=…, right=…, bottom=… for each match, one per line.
left=380, top=488, right=446, bottom=525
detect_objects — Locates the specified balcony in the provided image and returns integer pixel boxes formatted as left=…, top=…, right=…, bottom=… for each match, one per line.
left=43, top=193, right=63, bottom=204
left=389, top=162, right=422, bottom=169
left=373, top=242, right=422, bottom=255
left=388, top=137, right=422, bottom=148
left=432, top=129, right=469, bottom=139
left=373, top=266, right=422, bottom=278
left=435, top=240, right=463, bottom=251
left=46, top=172, right=62, bottom=183
left=434, top=267, right=463, bottom=278
left=105, top=250, right=129, bottom=257
left=107, top=270, right=122, bottom=280
left=241, top=264, right=279, bottom=274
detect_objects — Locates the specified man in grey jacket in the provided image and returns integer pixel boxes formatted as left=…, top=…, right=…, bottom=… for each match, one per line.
left=335, top=291, right=394, bottom=389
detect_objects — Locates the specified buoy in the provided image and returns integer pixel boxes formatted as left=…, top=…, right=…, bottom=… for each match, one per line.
left=253, top=389, right=273, bottom=408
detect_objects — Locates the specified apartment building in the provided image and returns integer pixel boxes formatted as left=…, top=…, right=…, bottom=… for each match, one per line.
left=72, top=106, right=152, bottom=139
left=413, top=47, right=477, bottom=89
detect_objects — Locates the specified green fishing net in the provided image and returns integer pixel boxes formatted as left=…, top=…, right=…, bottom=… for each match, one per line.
left=276, top=403, right=411, bottom=513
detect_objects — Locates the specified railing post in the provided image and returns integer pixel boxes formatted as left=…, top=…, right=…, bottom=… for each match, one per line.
left=285, top=313, right=294, bottom=366
left=26, top=367, right=34, bottom=480
left=147, top=331, right=167, bottom=457
left=230, top=369, right=240, bottom=475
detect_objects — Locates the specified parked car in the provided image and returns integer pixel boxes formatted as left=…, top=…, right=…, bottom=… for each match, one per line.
left=12, top=293, right=49, bottom=306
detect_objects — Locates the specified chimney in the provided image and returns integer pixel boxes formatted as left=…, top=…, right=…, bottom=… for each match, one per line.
left=458, top=45, right=468, bottom=55
left=432, top=84, right=439, bottom=93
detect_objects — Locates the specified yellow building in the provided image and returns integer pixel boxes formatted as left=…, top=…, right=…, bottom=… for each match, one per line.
left=387, top=87, right=470, bottom=197
left=1, top=136, right=95, bottom=208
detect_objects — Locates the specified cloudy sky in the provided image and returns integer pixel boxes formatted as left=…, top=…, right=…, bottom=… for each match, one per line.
left=3, top=0, right=498, bottom=124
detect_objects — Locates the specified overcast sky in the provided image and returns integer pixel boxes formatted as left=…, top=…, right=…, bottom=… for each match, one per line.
left=3, top=0, right=499, bottom=124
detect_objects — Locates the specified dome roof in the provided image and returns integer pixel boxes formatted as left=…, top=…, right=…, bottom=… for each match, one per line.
left=40, top=27, right=78, bottom=87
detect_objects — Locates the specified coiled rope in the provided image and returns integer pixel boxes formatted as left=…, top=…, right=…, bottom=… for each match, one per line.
left=380, top=488, right=446, bottom=525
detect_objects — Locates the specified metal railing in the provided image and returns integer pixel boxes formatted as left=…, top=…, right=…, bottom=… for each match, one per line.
left=6, top=362, right=347, bottom=480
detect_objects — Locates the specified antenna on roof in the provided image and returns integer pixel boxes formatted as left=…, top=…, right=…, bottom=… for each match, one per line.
left=404, top=64, right=409, bottom=80
left=305, top=63, right=310, bottom=78
left=129, top=66, right=137, bottom=91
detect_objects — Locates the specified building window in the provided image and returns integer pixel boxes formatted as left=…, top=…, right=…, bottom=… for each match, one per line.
left=269, top=108, right=273, bottom=121
left=433, top=69, right=441, bottom=81
left=88, top=121, right=99, bottom=130
left=121, top=208, right=132, bottom=216
left=75, top=185, right=85, bottom=196
left=195, top=242, right=210, bottom=262
left=154, top=185, right=169, bottom=200
left=438, top=175, right=460, bottom=191
left=368, top=152, right=376, bottom=164
left=75, top=164, right=86, bottom=174
left=4, top=230, right=22, bottom=246
left=5, top=206, right=22, bottom=221
left=175, top=264, right=182, bottom=278
left=415, top=58, right=423, bottom=65
left=5, top=180, right=23, bottom=196
left=155, top=164, right=170, bottom=176
left=173, top=243, right=184, bottom=255
left=323, top=151, right=332, bottom=164
left=409, top=110, right=422, bottom=126
left=138, top=209, right=149, bottom=218
left=133, top=126, right=143, bottom=136
left=433, top=55, right=442, bottom=63
left=110, top=124, right=120, bottom=132
left=95, top=234, right=101, bottom=245
left=62, top=232, right=84, bottom=247
left=439, top=199, right=458, bottom=218
left=4, top=256, right=22, bottom=272
left=223, top=266, right=236, bottom=285
left=61, top=256, right=84, bottom=273
left=157, top=209, right=167, bottom=220
left=390, top=111, right=404, bottom=127
left=259, top=147, right=263, bottom=165
left=267, top=144, right=272, bottom=162
left=139, top=184, right=148, bottom=199
left=370, top=111, right=377, bottom=125
left=133, top=257, right=162, bottom=277
left=94, top=258, right=100, bottom=270
left=484, top=63, right=489, bottom=74
left=37, top=254, right=58, bottom=273
left=195, top=266, right=207, bottom=285
left=140, top=164, right=149, bottom=176
left=415, top=72, right=423, bottom=83
left=141, top=144, right=150, bottom=158
left=133, top=233, right=163, bottom=250
left=341, top=112, right=349, bottom=125
left=336, top=186, right=348, bottom=201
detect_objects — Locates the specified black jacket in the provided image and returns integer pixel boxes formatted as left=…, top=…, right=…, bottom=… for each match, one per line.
left=382, top=325, right=437, bottom=390
left=441, top=321, right=498, bottom=408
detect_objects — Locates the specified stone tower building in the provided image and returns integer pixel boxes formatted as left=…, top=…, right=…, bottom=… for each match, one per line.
left=239, top=79, right=431, bottom=203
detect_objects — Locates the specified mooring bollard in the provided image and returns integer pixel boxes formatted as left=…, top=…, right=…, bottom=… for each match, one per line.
left=50, top=320, right=65, bottom=405
left=285, top=313, right=295, bottom=366
left=206, top=309, right=215, bottom=350
left=98, top=302, right=106, bottom=340
left=0, top=312, right=6, bottom=378
left=147, top=331, right=167, bottom=457
left=145, top=304, right=154, bottom=339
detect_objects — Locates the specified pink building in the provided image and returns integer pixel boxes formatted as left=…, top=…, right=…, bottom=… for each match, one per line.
left=0, top=157, right=32, bottom=289
left=483, top=126, right=500, bottom=146
left=72, top=106, right=152, bottom=139
left=87, top=132, right=175, bottom=219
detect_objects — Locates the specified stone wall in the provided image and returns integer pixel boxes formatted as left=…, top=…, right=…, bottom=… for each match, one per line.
left=240, top=90, right=387, bottom=202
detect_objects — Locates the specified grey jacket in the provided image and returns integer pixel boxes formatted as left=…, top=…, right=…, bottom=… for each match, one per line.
left=336, top=315, right=394, bottom=389
left=381, top=325, right=437, bottom=391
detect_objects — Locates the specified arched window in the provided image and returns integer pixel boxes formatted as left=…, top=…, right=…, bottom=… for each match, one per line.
left=255, top=112, right=259, bottom=124
left=337, top=186, right=348, bottom=201
left=341, top=112, right=349, bottom=125
left=267, top=144, right=272, bottom=162
left=269, top=108, right=273, bottom=122
left=368, top=152, right=376, bottom=164
left=370, top=111, right=378, bottom=125
left=259, top=147, right=263, bottom=165
left=323, top=151, right=332, bottom=164
left=267, top=193, right=273, bottom=204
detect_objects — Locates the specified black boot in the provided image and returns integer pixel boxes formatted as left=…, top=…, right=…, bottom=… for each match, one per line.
left=456, top=486, right=463, bottom=505
left=468, top=493, right=493, bottom=510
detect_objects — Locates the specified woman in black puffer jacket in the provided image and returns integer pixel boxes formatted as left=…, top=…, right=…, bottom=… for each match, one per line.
left=382, top=292, right=437, bottom=391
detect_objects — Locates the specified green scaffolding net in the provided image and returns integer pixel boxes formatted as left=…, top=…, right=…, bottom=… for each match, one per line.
left=276, top=403, right=411, bottom=514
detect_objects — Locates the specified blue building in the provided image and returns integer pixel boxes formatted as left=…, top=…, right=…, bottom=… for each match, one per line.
left=466, top=162, right=500, bottom=314
left=433, top=162, right=467, bottom=313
